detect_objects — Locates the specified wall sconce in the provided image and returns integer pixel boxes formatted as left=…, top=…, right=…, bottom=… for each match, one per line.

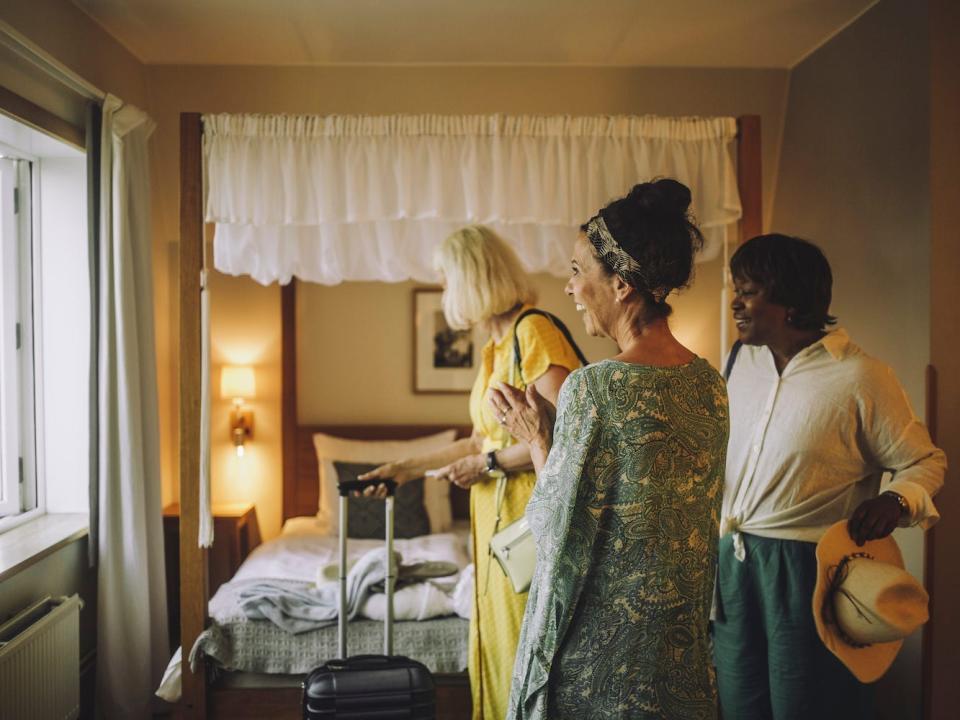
left=220, top=366, right=256, bottom=457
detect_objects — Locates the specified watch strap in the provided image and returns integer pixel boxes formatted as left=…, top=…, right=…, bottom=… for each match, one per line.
left=882, top=490, right=909, bottom=517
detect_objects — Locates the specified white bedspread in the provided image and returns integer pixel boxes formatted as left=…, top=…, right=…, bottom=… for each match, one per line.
left=226, top=516, right=472, bottom=622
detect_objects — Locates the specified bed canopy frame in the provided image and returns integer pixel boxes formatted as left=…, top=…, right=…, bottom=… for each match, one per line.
left=177, top=111, right=762, bottom=719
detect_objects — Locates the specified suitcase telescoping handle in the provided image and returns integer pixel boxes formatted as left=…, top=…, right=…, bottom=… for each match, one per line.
left=336, top=479, right=398, bottom=660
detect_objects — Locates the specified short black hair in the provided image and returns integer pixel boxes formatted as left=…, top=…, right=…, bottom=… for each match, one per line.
left=581, top=178, right=704, bottom=321
left=730, top=233, right=837, bottom=331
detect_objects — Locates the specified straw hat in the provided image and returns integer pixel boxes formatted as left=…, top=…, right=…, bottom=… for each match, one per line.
left=813, top=520, right=929, bottom=683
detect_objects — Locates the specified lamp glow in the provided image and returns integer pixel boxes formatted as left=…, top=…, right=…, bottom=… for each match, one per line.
left=221, top=366, right=256, bottom=456
left=221, top=366, right=256, bottom=401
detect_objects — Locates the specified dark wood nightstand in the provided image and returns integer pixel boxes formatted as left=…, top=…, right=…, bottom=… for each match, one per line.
left=162, top=502, right=261, bottom=648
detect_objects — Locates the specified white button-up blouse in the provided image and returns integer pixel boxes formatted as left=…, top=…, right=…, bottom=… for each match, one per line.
left=723, top=328, right=945, bottom=559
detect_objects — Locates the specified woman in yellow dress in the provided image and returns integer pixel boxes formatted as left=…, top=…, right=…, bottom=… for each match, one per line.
left=360, top=225, right=584, bottom=719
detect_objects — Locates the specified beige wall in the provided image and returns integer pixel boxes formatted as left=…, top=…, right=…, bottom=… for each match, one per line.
left=298, top=268, right=728, bottom=425
left=147, top=64, right=789, bottom=538
left=928, top=0, right=960, bottom=715
left=772, top=0, right=930, bottom=410
left=209, top=270, right=284, bottom=539
left=770, top=1, right=930, bottom=716
left=296, top=276, right=617, bottom=427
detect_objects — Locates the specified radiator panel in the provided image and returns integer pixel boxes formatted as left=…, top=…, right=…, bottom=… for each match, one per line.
left=0, top=595, right=81, bottom=720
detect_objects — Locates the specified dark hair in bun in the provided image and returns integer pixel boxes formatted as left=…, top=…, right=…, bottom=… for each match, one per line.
left=630, top=178, right=693, bottom=216
left=581, top=178, right=704, bottom=320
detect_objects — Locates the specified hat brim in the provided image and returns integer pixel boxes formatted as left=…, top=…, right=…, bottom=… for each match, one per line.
left=812, top=520, right=905, bottom=683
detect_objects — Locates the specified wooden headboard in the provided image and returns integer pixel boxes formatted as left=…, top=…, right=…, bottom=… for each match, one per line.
left=288, top=422, right=473, bottom=521
left=280, top=282, right=473, bottom=523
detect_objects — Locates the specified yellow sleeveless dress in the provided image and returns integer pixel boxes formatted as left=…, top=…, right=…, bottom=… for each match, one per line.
left=467, top=308, right=583, bottom=720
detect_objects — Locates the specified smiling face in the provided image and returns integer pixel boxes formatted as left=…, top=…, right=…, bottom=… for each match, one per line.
left=731, top=276, right=791, bottom=347
left=565, top=234, right=620, bottom=337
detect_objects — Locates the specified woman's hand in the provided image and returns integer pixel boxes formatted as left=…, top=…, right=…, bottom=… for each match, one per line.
left=847, top=493, right=905, bottom=546
left=430, top=454, right=487, bottom=490
left=357, top=460, right=415, bottom=498
left=488, top=382, right=553, bottom=453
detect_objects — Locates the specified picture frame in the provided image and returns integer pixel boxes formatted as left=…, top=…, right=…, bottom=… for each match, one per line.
left=413, top=288, right=485, bottom=394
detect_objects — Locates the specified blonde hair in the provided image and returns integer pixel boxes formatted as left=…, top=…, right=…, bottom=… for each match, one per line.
left=434, top=225, right=536, bottom=330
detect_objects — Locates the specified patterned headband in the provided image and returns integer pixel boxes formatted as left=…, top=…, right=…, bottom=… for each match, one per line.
left=585, top=215, right=666, bottom=302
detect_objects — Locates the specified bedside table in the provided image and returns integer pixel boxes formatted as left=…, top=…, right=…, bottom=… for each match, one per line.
left=162, top=502, right=261, bottom=648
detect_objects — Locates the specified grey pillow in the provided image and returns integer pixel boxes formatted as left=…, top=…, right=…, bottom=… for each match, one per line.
left=334, top=461, right=431, bottom=539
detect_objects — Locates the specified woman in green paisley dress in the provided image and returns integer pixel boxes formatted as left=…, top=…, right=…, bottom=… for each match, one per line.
left=491, top=180, right=729, bottom=720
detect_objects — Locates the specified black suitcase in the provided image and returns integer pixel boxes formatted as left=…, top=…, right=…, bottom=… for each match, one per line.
left=303, top=478, right=436, bottom=719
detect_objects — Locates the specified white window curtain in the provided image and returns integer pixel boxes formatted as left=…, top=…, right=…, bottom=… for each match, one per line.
left=94, top=95, right=168, bottom=719
left=204, top=114, right=742, bottom=285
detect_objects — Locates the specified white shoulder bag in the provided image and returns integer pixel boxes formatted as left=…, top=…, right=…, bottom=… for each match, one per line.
left=488, top=474, right=536, bottom=594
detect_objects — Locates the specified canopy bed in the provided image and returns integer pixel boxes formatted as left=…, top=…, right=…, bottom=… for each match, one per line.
left=177, top=111, right=763, bottom=719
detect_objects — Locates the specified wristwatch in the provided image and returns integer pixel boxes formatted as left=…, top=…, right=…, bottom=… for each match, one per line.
left=882, top=490, right=910, bottom=518
left=485, top=450, right=501, bottom=473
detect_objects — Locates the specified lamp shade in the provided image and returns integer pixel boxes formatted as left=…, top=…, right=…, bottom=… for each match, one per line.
left=220, top=366, right=256, bottom=400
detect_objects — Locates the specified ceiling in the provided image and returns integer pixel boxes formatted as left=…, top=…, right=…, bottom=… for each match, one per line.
left=71, top=0, right=878, bottom=68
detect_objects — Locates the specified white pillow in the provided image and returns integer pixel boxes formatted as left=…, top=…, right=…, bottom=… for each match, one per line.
left=313, top=430, right=457, bottom=535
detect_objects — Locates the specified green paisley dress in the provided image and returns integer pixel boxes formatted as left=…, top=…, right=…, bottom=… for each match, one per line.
left=507, top=359, right=729, bottom=720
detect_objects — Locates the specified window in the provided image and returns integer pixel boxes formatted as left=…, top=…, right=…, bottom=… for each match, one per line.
left=0, top=112, right=89, bottom=531
left=0, top=154, right=37, bottom=520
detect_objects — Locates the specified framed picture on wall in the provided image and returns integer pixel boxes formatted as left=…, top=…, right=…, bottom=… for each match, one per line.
left=413, top=288, right=485, bottom=394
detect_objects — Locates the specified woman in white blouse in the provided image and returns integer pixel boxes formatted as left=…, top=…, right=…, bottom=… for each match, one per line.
left=714, top=233, right=945, bottom=720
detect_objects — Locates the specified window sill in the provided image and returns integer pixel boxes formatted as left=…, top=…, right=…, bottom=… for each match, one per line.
left=0, top=513, right=89, bottom=583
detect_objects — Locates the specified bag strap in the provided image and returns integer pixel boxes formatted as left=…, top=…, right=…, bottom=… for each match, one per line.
left=486, top=308, right=587, bottom=594
left=723, top=339, right=743, bottom=381
left=511, top=309, right=588, bottom=387
left=482, top=472, right=508, bottom=596
left=501, top=306, right=587, bottom=515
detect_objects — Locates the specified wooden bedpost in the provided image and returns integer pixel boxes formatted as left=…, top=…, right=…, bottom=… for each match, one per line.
left=736, top=115, right=762, bottom=242
left=179, top=111, right=209, bottom=719
left=281, top=281, right=298, bottom=521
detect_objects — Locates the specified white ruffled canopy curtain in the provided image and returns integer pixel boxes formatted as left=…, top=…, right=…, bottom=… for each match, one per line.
left=94, top=95, right=168, bottom=718
left=204, top=114, right=743, bottom=285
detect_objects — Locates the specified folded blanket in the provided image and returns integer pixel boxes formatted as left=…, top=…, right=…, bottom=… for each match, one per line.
left=360, top=562, right=474, bottom=622
left=239, top=548, right=398, bottom=634
left=361, top=579, right=453, bottom=621
left=317, top=557, right=458, bottom=590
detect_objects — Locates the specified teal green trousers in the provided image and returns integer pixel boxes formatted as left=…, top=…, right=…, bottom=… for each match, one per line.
left=712, top=533, right=874, bottom=720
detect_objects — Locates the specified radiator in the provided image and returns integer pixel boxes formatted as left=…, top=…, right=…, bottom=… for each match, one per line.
left=0, top=595, right=82, bottom=720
